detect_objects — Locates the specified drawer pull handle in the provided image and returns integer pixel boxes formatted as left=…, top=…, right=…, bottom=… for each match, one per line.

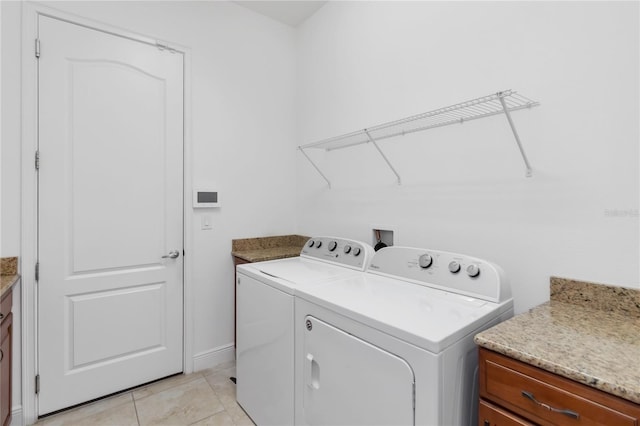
left=521, top=391, right=580, bottom=419
left=0, top=312, right=3, bottom=320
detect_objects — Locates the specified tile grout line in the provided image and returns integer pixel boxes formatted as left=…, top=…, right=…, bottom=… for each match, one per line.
left=132, top=390, right=142, bottom=426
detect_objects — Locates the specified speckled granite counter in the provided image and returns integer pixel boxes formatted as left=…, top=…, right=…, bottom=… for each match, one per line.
left=232, top=235, right=309, bottom=262
left=1, top=257, right=19, bottom=298
left=475, top=277, right=640, bottom=404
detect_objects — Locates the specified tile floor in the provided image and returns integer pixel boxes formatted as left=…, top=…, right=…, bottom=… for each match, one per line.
left=35, top=361, right=255, bottom=426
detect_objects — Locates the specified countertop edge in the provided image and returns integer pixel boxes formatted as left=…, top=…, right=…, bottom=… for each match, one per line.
left=232, top=247, right=302, bottom=263
left=1, top=274, right=20, bottom=299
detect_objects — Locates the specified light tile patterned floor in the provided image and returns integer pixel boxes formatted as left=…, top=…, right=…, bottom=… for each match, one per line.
left=35, top=361, right=254, bottom=426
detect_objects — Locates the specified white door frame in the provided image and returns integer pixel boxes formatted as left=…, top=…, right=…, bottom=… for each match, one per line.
left=20, top=3, right=194, bottom=424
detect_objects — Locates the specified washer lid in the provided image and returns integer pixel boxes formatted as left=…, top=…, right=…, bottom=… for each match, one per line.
left=296, top=273, right=513, bottom=353
left=258, top=257, right=361, bottom=283
left=238, top=257, right=364, bottom=295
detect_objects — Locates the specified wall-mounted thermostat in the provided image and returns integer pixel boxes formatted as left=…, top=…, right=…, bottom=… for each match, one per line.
left=193, top=190, right=220, bottom=208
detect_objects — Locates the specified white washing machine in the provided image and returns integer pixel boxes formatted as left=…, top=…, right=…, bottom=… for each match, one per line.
left=294, top=246, right=513, bottom=426
left=236, top=236, right=374, bottom=426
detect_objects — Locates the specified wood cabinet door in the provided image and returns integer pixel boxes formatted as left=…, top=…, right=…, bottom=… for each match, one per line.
left=1, top=312, right=13, bottom=426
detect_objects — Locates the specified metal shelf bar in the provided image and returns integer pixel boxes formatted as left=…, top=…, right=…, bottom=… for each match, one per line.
left=364, top=130, right=402, bottom=185
left=498, top=93, right=533, bottom=177
left=298, top=146, right=332, bottom=188
left=298, top=90, right=539, bottom=186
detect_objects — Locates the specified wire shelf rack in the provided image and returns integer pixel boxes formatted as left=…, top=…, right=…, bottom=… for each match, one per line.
left=298, top=90, right=539, bottom=188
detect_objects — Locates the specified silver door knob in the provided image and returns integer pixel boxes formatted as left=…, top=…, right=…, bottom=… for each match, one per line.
left=162, top=250, right=180, bottom=259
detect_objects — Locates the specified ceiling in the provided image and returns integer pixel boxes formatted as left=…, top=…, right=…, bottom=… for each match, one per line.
left=233, top=1, right=327, bottom=27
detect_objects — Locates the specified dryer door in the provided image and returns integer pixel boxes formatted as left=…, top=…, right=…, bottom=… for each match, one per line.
left=303, top=316, right=415, bottom=425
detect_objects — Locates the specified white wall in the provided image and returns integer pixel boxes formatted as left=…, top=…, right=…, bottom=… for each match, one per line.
left=1, top=0, right=298, bottom=415
left=1, top=1, right=21, bottom=259
left=295, top=1, right=640, bottom=313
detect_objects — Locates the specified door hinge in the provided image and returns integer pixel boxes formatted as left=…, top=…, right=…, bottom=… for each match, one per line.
left=35, top=39, right=41, bottom=58
left=35, top=375, right=40, bottom=394
left=35, top=151, right=40, bottom=170
left=35, top=262, right=39, bottom=282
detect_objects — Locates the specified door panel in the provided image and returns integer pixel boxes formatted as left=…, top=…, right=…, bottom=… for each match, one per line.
left=70, top=283, right=165, bottom=367
left=303, top=316, right=415, bottom=426
left=70, top=60, right=165, bottom=273
left=38, top=16, right=184, bottom=415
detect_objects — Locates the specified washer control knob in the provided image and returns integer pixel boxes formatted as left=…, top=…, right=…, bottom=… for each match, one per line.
left=448, top=261, right=461, bottom=273
left=352, top=247, right=362, bottom=257
left=466, top=264, right=481, bottom=278
left=315, top=241, right=322, bottom=249
left=328, top=241, right=338, bottom=252
left=308, top=240, right=315, bottom=248
left=418, top=254, right=433, bottom=269
left=344, top=245, right=352, bottom=254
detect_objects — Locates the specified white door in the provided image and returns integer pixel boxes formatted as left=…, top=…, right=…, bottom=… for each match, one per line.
left=37, top=15, right=184, bottom=415
left=303, top=316, right=415, bottom=426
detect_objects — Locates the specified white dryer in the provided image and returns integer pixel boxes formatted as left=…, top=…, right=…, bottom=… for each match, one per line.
left=294, top=246, right=513, bottom=426
left=236, top=236, right=373, bottom=426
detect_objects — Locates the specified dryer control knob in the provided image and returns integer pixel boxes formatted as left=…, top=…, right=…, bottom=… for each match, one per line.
left=466, top=264, right=481, bottom=278
left=448, top=261, right=461, bottom=273
left=316, top=241, right=322, bottom=248
left=328, top=241, right=338, bottom=252
left=344, top=245, right=352, bottom=254
left=418, top=254, right=433, bottom=269
left=353, top=247, right=362, bottom=257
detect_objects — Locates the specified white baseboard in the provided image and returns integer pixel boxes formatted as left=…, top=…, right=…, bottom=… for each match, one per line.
left=11, top=406, right=23, bottom=426
left=192, top=343, right=235, bottom=372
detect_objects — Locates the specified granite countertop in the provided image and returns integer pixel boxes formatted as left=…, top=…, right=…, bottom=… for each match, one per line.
left=232, top=235, right=309, bottom=263
left=475, top=277, right=640, bottom=404
left=1, top=275, right=19, bottom=297
left=1, top=257, right=20, bottom=298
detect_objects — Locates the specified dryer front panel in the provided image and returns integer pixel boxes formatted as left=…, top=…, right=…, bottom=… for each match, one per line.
left=236, top=273, right=294, bottom=425
left=303, top=315, right=415, bottom=426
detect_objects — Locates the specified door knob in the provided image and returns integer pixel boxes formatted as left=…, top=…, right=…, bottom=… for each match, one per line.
left=162, top=250, right=180, bottom=259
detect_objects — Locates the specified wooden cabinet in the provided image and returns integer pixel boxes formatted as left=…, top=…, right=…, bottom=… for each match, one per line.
left=478, top=348, right=640, bottom=426
left=0, top=288, right=13, bottom=426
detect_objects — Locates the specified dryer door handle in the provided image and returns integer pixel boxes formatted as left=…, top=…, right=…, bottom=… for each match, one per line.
left=306, top=353, right=320, bottom=390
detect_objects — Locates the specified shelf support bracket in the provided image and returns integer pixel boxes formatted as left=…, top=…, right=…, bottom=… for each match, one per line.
left=364, top=130, right=402, bottom=185
left=498, top=94, right=533, bottom=177
left=298, top=147, right=331, bottom=188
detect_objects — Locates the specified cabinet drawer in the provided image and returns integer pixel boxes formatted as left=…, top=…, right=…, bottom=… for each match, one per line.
left=479, top=348, right=640, bottom=426
left=0, top=291, right=11, bottom=325
left=479, top=400, right=533, bottom=426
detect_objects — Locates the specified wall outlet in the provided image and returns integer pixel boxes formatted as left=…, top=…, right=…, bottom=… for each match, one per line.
left=201, top=215, right=213, bottom=230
